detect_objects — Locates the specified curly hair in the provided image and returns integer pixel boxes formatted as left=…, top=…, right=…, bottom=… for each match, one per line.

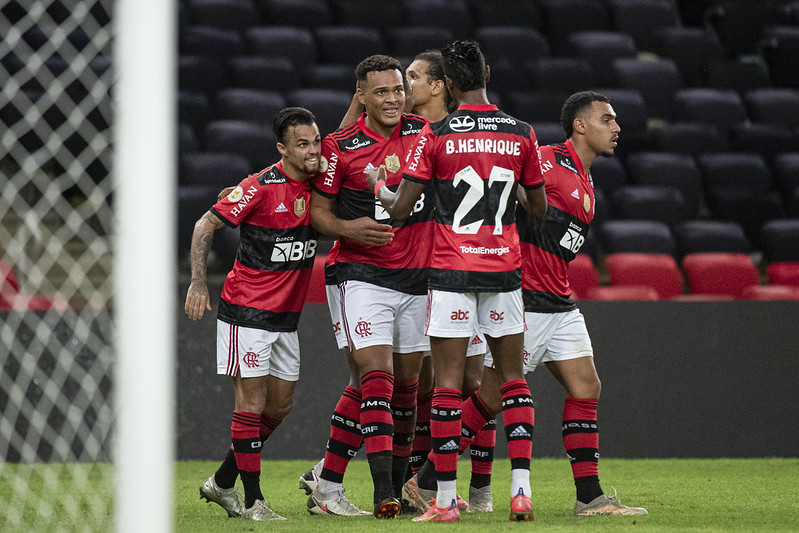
left=440, top=40, right=486, bottom=93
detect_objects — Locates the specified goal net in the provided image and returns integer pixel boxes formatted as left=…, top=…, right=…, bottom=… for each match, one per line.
left=1, top=0, right=129, bottom=530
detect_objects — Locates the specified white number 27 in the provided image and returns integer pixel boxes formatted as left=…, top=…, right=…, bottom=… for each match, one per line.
left=452, top=165, right=515, bottom=235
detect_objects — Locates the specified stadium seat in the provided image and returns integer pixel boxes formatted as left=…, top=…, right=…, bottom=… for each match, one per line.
left=258, top=0, right=335, bottom=28
left=739, top=284, right=799, bottom=300
left=772, top=153, right=799, bottom=201
left=592, top=188, right=610, bottom=228
left=673, top=220, right=750, bottom=257
left=505, top=90, right=566, bottom=123
left=403, top=0, right=473, bottom=39
left=567, top=31, right=637, bottom=86
left=530, top=122, right=565, bottom=147
left=469, top=0, right=542, bottom=28
left=567, top=253, right=599, bottom=299
left=612, top=57, right=682, bottom=120
left=186, top=0, right=261, bottom=31
left=656, top=27, right=724, bottom=87
left=682, top=253, right=761, bottom=297
left=244, top=26, right=317, bottom=68
left=697, top=152, right=774, bottom=195
left=671, top=88, right=748, bottom=134
left=744, top=88, right=799, bottom=129
left=302, top=64, right=355, bottom=91
left=599, top=220, right=677, bottom=256
left=607, top=0, right=680, bottom=53
left=212, top=88, right=285, bottom=126
left=180, top=25, right=247, bottom=58
left=767, top=263, right=799, bottom=287
left=539, top=0, right=613, bottom=53
left=331, top=0, right=404, bottom=30
left=527, top=57, right=597, bottom=94
left=227, top=56, right=301, bottom=92
left=761, top=25, right=799, bottom=88
left=604, top=252, right=683, bottom=299
left=178, top=90, right=211, bottom=137
left=178, top=184, right=222, bottom=254
left=385, top=26, right=453, bottom=59
left=650, top=122, right=728, bottom=156
left=179, top=151, right=253, bottom=187
left=475, top=26, right=549, bottom=69
left=204, top=120, right=279, bottom=170
left=624, top=151, right=703, bottom=217
left=584, top=285, right=659, bottom=300
left=705, top=0, right=778, bottom=57
left=705, top=188, right=785, bottom=249
left=178, top=55, right=229, bottom=92
left=728, top=123, right=796, bottom=166
left=705, top=60, right=771, bottom=94
left=305, top=253, right=328, bottom=304
left=314, top=26, right=386, bottom=65
left=179, top=122, right=200, bottom=153
left=589, top=156, right=628, bottom=198
left=287, top=88, right=353, bottom=137
left=610, top=185, right=691, bottom=226
left=760, top=219, right=799, bottom=263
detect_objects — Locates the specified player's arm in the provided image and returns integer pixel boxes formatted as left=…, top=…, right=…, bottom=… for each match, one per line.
left=310, top=190, right=394, bottom=246
left=365, top=165, right=426, bottom=221
left=185, top=210, right=226, bottom=320
left=518, top=182, right=547, bottom=219
left=338, top=91, right=364, bottom=130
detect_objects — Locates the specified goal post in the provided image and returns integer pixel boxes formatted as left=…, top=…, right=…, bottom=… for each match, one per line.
left=0, top=0, right=176, bottom=530
left=114, top=0, right=176, bottom=531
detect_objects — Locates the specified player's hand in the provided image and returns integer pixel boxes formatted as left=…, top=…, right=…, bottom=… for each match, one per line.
left=185, top=281, right=212, bottom=320
left=217, top=186, right=235, bottom=201
left=365, top=165, right=387, bottom=195
left=342, top=216, right=394, bottom=246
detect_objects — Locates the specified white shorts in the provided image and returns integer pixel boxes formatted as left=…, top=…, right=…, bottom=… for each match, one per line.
left=483, top=309, right=593, bottom=374
left=326, top=283, right=348, bottom=350
left=426, top=289, right=525, bottom=338
left=216, top=320, right=300, bottom=380
left=340, top=280, right=430, bottom=353
left=423, top=331, right=487, bottom=358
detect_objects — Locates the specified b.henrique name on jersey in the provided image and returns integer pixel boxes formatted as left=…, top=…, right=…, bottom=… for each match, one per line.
left=211, top=162, right=317, bottom=331
left=518, top=141, right=594, bottom=313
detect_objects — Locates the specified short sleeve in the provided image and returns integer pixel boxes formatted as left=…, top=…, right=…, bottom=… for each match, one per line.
left=211, top=174, right=261, bottom=227
left=313, top=135, right=344, bottom=197
left=401, top=123, right=436, bottom=184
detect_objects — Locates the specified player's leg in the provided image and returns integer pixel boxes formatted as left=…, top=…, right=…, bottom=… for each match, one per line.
left=542, top=310, right=646, bottom=516
left=390, top=350, right=423, bottom=504
left=340, top=281, right=401, bottom=518
left=463, top=347, right=495, bottom=512
left=482, top=291, right=534, bottom=522
left=408, top=355, right=433, bottom=476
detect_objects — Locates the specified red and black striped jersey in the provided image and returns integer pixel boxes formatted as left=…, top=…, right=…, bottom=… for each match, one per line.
left=211, top=162, right=317, bottom=331
left=518, top=140, right=595, bottom=312
left=402, top=104, right=545, bottom=292
left=313, top=113, right=432, bottom=295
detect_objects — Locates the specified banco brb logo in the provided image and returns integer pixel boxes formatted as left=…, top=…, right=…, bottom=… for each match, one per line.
left=271, top=239, right=317, bottom=262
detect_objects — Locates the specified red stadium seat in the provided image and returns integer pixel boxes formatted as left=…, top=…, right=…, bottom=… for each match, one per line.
left=584, top=285, right=659, bottom=300
left=739, top=285, right=799, bottom=300
left=682, top=253, right=760, bottom=297
left=767, top=263, right=799, bottom=287
left=604, top=253, right=683, bottom=299
left=305, top=253, right=328, bottom=304
left=568, top=253, right=599, bottom=299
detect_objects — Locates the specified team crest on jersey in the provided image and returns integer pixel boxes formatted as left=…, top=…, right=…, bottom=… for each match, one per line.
left=583, top=193, right=591, bottom=213
left=384, top=153, right=401, bottom=173
left=319, top=155, right=328, bottom=173
left=294, top=197, right=306, bottom=216
left=227, top=186, right=244, bottom=202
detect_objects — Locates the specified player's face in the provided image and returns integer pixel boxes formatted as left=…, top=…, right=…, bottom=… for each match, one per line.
left=278, top=123, right=321, bottom=180
left=406, top=59, right=433, bottom=107
left=358, top=69, right=405, bottom=131
left=582, top=101, right=620, bottom=157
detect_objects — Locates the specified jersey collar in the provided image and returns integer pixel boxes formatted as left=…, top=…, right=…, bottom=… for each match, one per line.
left=358, top=112, right=402, bottom=143
left=563, top=139, right=587, bottom=178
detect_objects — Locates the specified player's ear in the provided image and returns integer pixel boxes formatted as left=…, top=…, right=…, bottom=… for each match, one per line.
left=276, top=142, right=287, bottom=157
left=574, top=117, right=586, bottom=134
left=483, top=64, right=490, bottom=84
left=356, top=81, right=367, bottom=105
left=431, top=79, right=445, bottom=96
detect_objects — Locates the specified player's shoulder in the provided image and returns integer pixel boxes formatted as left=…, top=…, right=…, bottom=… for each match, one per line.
left=401, top=112, right=429, bottom=129
left=252, top=163, right=288, bottom=186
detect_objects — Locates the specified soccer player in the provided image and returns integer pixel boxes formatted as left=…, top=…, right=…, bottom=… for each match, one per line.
left=408, top=91, right=648, bottom=518
left=367, top=40, right=547, bottom=523
left=306, top=54, right=430, bottom=519
left=186, top=107, right=321, bottom=521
